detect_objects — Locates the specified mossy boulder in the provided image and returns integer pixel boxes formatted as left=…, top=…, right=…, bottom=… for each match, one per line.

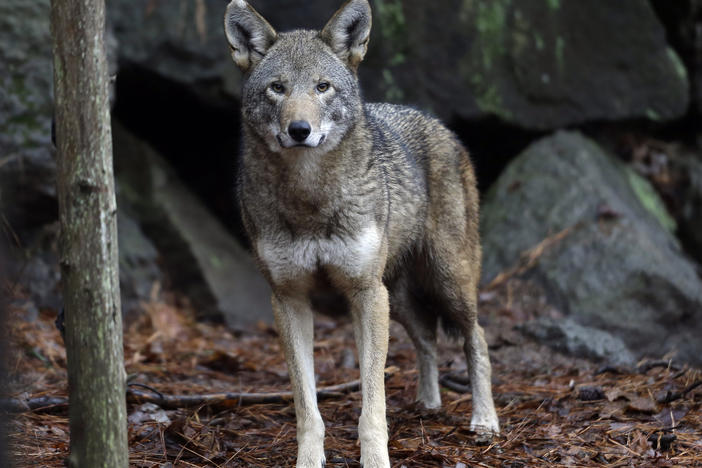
left=0, top=0, right=55, bottom=231
left=0, top=0, right=118, bottom=234
left=107, top=0, right=689, bottom=130
left=481, top=131, right=702, bottom=365
left=363, top=0, right=689, bottom=128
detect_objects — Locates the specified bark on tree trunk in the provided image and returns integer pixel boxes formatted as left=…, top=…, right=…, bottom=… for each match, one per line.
left=0, top=245, right=9, bottom=468
left=51, top=1, right=128, bottom=466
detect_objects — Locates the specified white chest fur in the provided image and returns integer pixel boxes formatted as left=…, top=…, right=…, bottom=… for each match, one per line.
left=256, top=225, right=382, bottom=284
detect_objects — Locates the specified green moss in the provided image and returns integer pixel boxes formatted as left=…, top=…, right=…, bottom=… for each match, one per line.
left=666, top=47, right=688, bottom=81
left=534, top=33, right=545, bottom=51
left=546, top=0, right=560, bottom=10
left=382, top=69, right=404, bottom=102
left=458, top=0, right=513, bottom=119
left=645, top=108, right=661, bottom=121
left=625, top=168, right=676, bottom=233
left=374, top=0, right=406, bottom=43
left=471, top=74, right=512, bottom=119
left=389, top=52, right=406, bottom=67
left=473, top=0, right=511, bottom=69
left=209, top=255, right=223, bottom=270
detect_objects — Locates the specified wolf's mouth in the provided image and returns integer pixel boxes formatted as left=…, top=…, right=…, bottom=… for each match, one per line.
left=278, top=134, right=326, bottom=148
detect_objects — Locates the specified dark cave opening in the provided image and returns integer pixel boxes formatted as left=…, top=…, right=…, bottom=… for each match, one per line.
left=112, top=61, right=247, bottom=245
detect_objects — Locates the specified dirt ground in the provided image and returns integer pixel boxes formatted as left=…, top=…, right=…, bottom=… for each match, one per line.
left=4, top=282, right=702, bottom=467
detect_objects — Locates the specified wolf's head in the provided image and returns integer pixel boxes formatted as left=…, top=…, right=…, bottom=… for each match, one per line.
left=224, top=0, right=371, bottom=155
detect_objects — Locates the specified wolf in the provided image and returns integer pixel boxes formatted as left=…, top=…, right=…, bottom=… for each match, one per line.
left=223, top=0, right=499, bottom=466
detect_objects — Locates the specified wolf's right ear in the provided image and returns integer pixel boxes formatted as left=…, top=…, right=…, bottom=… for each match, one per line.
left=320, top=0, right=372, bottom=71
left=224, top=0, right=277, bottom=72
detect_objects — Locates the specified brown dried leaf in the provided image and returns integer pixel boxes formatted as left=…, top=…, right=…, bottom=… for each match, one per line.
left=627, top=397, right=658, bottom=414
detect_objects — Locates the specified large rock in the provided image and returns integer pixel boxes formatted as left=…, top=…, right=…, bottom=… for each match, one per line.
left=481, top=131, right=702, bottom=365
left=0, top=0, right=118, bottom=235
left=0, top=0, right=55, bottom=232
left=0, top=0, right=143, bottom=317
left=107, top=0, right=689, bottom=129
left=651, top=0, right=702, bottom=118
left=113, top=122, right=272, bottom=329
left=117, top=203, right=163, bottom=316
left=675, top=153, right=702, bottom=262
left=363, top=0, right=689, bottom=128
left=107, top=0, right=245, bottom=102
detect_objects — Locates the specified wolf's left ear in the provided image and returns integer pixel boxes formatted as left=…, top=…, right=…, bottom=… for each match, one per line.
left=224, top=0, right=277, bottom=72
left=320, top=0, right=372, bottom=71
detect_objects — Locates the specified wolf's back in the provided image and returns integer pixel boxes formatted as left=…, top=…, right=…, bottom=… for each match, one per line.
left=364, top=102, right=480, bottom=222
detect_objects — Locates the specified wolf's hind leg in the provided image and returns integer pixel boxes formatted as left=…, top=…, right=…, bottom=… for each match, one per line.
left=432, top=258, right=500, bottom=436
left=389, top=276, right=441, bottom=409
left=464, top=321, right=499, bottom=435
left=272, top=295, right=326, bottom=468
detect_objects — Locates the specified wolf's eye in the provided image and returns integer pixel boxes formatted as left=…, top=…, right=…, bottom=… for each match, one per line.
left=316, top=82, right=330, bottom=93
left=270, top=82, right=285, bottom=94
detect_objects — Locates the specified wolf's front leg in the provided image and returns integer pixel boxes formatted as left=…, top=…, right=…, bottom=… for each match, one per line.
left=350, top=282, right=391, bottom=468
left=272, top=295, right=325, bottom=468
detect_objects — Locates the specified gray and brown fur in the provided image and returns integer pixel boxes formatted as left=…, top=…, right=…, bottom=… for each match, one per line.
left=224, top=1, right=499, bottom=466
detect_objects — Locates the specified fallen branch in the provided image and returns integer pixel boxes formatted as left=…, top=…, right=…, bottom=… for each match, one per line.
left=2, top=368, right=400, bottom=413
left=127, top=379, right=362, bottom=409
left=0, top=396, right=68, bottom=412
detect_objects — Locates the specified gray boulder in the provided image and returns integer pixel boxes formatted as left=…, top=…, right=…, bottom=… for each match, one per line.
left=113, top=122, right=272, bottom=329
left=0, top=0, right=55, bottom=230
left=481, top=131, right=702, bottom=365
left=651, top=0, right=702, bottom=118
left=107, top=0, right=244, bottom=101
left=520, top=317, right=635, bottom=367
left=0, top=0, right=118, bottom=234
left=117, top=203, right=163, bottom=316
left=363, top=0, right=689, bottom=128
left=675, top=153, right=702, bottom=262
left=107, top=0, right=689, bottom=129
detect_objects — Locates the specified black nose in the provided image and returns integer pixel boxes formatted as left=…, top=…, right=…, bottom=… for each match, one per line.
left=288, top=120, right=311, bottom=143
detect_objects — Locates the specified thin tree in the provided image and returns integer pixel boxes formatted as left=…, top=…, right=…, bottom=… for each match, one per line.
left=51, top=0, right=128, bottom=466
left=0, top=245, right=9, bottom=468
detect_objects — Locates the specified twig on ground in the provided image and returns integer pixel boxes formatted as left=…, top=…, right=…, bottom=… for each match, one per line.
left=657, top=379, right=702, bottom=404
left=440, top=374, right=471, bottom=394
left=637, top=360, right=680, bottom=374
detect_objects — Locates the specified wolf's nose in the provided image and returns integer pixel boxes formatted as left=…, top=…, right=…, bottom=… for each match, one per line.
left=288, top=120, right=311, bottom=142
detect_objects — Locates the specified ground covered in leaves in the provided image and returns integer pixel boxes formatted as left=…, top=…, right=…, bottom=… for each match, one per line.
left=4, top=285, right=702, bottom=467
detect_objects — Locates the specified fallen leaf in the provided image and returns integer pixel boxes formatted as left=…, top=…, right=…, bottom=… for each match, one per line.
left=627, top=397, right=658, bottom=414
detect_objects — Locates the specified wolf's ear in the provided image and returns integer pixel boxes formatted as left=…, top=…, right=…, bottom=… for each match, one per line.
left=320, top=0, right=372, bottom=71
left=224, top=0, right=277, bottom=72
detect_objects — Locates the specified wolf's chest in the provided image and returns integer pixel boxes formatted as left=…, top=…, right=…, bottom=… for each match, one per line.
left=256, top=225, right=382, bottom=285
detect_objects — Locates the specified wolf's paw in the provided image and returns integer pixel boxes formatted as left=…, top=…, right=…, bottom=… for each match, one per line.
left=360, top=441, right=390, bottom=468
left=360, top=452, right=390, bottom=468
left=470, top=412, right=500, bottom=445
left=416, top=389, right=442, bottom=410
left=296, top=442, right=325, bottom=468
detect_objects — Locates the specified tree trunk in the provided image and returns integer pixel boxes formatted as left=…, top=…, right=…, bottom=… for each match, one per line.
left=0, top=245, right=9, bottom=468
left=51, top=1, right=128, bottom=466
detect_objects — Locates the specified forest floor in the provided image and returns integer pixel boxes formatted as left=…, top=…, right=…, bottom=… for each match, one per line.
left=4, top=281, right=702, bottom=468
